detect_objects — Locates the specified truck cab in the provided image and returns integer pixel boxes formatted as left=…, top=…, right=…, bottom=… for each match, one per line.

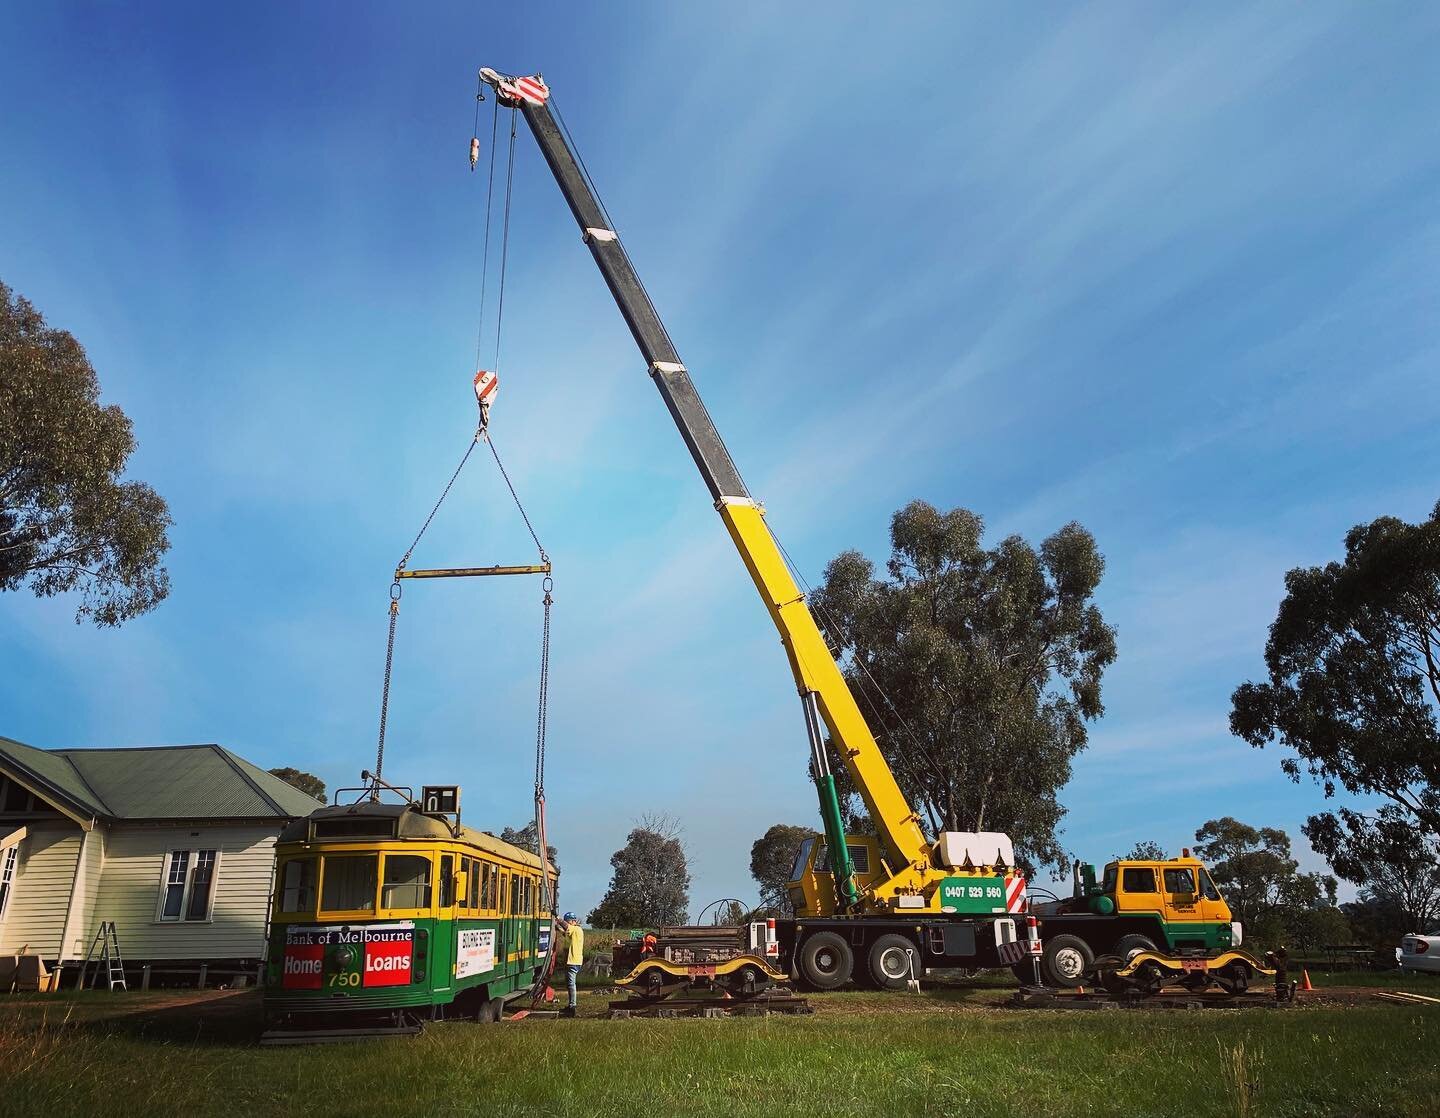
left=1097, top=856, right=1234, bottom=949
left=1029, top=850, right=1242, bottom=988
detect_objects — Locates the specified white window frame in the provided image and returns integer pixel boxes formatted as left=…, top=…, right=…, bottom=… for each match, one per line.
left=154, top=848, right=222, bottom=924
left=0, top=845, right=18, bottom=924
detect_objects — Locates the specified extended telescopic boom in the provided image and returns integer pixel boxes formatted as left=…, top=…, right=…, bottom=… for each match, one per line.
left=478, top=68, right=933, bottom=910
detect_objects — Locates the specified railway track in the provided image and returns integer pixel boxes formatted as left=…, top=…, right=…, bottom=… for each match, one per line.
left=608, top=992, right=813, bottom=1019
left=1011, top=984, right=1297, bottom=1011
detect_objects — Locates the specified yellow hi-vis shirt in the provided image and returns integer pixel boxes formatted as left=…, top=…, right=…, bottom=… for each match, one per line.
left=566, top=923, right=585, bottom=966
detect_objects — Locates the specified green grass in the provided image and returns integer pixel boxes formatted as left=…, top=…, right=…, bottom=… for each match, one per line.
left=2, top=985, right=1437, bottom=1118
left=1299, top=966, right=1438, bottom=989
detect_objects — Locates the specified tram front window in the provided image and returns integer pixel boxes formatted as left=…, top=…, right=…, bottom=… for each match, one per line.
left=279, top=858, right=316, bottom=913
left=320, top=854, right=377, bottom=913
left=382, top=854, right=432, bottom=910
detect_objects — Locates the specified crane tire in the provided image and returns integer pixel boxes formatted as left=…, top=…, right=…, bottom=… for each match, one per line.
left=1042, top=934, right=1095, bottom=988
left=1113, top=934, right=1160, bottom=965
left=796, top=931, right=853, bottom=991
left=867, top=934, right=918, bottom=990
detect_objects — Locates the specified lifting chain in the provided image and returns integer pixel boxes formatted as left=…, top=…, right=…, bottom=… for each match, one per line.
left=534, top=574, right=553, bottom=805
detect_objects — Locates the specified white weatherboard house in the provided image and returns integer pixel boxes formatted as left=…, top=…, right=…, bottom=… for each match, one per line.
left=0, top=736, right=322, bottom=974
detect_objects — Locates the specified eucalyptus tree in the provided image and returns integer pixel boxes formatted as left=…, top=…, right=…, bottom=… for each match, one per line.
left=813, top=500, right=1116, bottom=871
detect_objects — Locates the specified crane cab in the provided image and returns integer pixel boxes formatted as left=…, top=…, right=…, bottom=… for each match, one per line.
left=787, top=835, right=885, bottom=917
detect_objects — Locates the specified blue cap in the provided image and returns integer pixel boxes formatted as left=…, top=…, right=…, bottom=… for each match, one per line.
left=563, top=911, right=577, bottom=921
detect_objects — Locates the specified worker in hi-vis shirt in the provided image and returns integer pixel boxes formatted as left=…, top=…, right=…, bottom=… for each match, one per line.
left=557, top=912, right=584, bottom=1017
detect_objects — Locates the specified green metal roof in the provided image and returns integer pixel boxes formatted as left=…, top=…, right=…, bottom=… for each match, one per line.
left=0, top=736, right=322, bottom=821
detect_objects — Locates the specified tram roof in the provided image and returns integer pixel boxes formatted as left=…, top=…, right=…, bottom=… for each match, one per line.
left=279, top=802, right=554, bottom=872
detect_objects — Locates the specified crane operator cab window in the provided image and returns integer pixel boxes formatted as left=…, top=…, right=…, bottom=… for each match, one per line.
left=790, top=838, right=816, bottom=883
left=811, top=842, right=872, bottom=876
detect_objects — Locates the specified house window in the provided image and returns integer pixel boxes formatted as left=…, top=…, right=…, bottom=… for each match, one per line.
left=0, top=846, right=17, bottom=921
left=158, top=849, right=220, bottom=922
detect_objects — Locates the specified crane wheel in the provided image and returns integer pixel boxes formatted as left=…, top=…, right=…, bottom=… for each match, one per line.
left=1113, top=934, right=1160, bottom=965
left=796, top=931, right=853, bottom=991
left=867, top=935, right=918, bottom=990
left=1041, top=934, right=1095, bottom=989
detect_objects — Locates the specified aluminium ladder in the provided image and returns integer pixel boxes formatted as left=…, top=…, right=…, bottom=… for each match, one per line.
left=80, top=921, right=127, bottom=991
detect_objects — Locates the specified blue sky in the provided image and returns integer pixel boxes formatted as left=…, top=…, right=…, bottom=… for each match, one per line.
left=3, top=3, right=1438, bottom=915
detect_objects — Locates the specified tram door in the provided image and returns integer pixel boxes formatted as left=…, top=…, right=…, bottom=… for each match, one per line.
left=499, top=871, right=509, bottom=968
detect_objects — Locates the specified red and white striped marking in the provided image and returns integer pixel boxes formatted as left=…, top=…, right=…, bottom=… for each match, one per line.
left=1006, top=875, right=1027, bottom=913
left=500, top=74, right=550, bottom=106
left=473, top=369, right=498, bottom=407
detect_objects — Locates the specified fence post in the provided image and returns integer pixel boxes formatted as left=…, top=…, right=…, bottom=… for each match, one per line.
left=141, top=965, right=151, bottom=991
left=197, top=964, right=207, bottom=989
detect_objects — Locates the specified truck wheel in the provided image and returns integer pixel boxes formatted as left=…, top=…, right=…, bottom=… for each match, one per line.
left=1042, top=934, right=1094, bottom=988
left=1113, top=934, right=1159, bottom=964
left=797, top=931, right=853, bottom=991
left=867, top=935, right=918, bottom=990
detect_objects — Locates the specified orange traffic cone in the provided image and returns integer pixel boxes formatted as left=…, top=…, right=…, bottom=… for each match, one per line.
left=1301, top=969, right=1313, bottom=991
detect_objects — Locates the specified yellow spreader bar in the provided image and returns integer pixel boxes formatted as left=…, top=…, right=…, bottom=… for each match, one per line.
left=396, top=563, right=551, bottom=580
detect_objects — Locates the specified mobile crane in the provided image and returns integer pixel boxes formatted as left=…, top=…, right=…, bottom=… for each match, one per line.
left=476, top=68, right=1038, bottom=991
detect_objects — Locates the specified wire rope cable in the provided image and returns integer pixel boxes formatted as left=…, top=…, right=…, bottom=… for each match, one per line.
left=493, top=107, right=518, bottom=375
left=473, top=95, right=501, bottom=370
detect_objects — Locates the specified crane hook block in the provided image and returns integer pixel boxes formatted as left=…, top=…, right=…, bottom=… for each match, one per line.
left=473, top=369, right=499, bottom=427
left=469, top=136, right=480, bottom=172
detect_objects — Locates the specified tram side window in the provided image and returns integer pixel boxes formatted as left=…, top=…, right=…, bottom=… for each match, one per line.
left=480, top=862, right=492, bottom=910
left=511, top=874, right=520, bottom=915
left=321, top=855, right=377, bottom=913
left=440, top=854, right=455, bottom=908
left=380, top=854, right=431, bottom=910
left=279, top=858, right=316, bottom=913
left=501, top=873, right=510, bottom=914
left=467, top=858, right=481, bottom=911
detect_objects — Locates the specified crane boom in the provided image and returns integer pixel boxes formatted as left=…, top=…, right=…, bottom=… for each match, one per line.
left=479, top=69, right=931, bottom=909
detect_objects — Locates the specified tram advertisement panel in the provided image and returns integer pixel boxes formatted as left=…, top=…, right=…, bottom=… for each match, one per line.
left=456, top=927, right=496, bottom=978
left=282, top=921, right=415, bottom=989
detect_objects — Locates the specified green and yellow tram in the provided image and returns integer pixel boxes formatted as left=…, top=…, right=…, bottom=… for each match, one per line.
left=262, top=798, right=555, bottom=1034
